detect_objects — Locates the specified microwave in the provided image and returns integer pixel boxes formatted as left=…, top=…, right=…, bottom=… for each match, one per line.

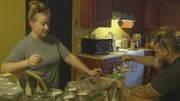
left=81, top=38, right=113, bottom=55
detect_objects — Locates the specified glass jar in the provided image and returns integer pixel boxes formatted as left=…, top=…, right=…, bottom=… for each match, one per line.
left=0, top=82, right=16, bottom=92
left=63, top=93, right=75, bottom=101
left=0, top=92, right=5, bottom=101
left=26, top=96, right=42, bottom=101
left=2, top=87, right=23, bottom=101
left=76, top=90, right=89, bottom=101
left=66, top=81, right=77, bottom=94
left=49, top=88, right=64, bottom=99
left=120, top=87, right=133, bottom=101
left=0, top=78, right=9, bottom=85
left=67, top=86, right=77, bottom=94
left=0, top=74, right=4, bottom=78
left=34, top=91, right=54, bottom=101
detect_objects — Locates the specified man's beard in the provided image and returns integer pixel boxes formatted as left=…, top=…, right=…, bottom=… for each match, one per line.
left=159, top=58, right=170, bottom=70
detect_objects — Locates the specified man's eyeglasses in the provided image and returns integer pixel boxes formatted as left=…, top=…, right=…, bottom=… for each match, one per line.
left=157, top=34, right=169, bottom=51
left=157, top=34, right=180, bottom=51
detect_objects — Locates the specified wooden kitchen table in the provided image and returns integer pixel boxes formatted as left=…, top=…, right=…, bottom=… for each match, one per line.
left=133, top=96, right=154, bottom=101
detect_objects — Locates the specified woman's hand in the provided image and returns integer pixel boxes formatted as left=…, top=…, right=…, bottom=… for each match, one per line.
left=86, top=68, right=102, bottom=76
left=27, top=54, right=42, bottom=66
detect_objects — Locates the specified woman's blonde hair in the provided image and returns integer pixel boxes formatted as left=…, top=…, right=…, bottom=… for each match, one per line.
left=28, top=0, right=51, bottom=22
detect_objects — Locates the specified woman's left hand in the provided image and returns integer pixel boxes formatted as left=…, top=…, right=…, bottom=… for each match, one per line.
left=87, top=68, right=102, bottom=76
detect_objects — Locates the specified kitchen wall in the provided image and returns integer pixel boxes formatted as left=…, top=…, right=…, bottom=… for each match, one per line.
left=0, top=1, right=25, bottom=68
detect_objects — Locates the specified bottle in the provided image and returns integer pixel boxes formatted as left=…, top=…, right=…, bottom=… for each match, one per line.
left=130, top=39, right=134, bottom=49
left=122, top=38, right=127, bottom=49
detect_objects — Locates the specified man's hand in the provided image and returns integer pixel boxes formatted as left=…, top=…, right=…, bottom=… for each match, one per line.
left=86, top=68, right=102, bottom=76
left=27, top=54, right=42, bottom=67
left=121, top=54, right=133, bottom=62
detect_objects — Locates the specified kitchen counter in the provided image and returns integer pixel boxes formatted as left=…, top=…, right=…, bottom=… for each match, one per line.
left=133, top=96, right=153, bottom=101
left=138, top=48, right=154, bottom=52
left=76, top=51, right=125, bottom=60
left=76, top=48, right=154, bottom=61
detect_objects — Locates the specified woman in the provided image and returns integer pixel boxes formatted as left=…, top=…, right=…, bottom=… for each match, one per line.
left=1, top=1, right=102, bottom=89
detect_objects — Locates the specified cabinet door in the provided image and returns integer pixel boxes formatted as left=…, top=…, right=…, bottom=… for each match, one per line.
left=103, top=58, right=121, bottom=74
left=160, top=0, right=180, bottom=29
left=112, top=0, right=124, bottom=12
left=132, top=0, right=145, bottom=28
left=95, top=0, right=112, bottom=27
left=77, top=56, right=122, bottom=75
left=144, top=0, right=160, bottom=28
left=80, top=0, right=112, bottom=28
left=81, top=0, right=94, bottom=27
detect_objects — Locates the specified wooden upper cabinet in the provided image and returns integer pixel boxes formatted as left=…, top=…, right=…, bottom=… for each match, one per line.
left=144, top=0, right=160, bottom=28
left=80, top=0, right=112, bottom=28
left=131, top=0, right=145, bottom=28
left=112, top=0, right=124, bottom=12
left=160, top=0, right=180, bottom=29
left=145, top=0, right=180, bottom=29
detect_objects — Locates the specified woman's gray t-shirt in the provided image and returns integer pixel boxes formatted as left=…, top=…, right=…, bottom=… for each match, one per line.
left=5, top=34, right=71, bottom=88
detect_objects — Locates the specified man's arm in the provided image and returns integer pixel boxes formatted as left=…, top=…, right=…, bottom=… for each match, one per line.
left=133, top=56, right=160, bottom=68
left=132, top=83, right=162, bottom=99
left=122, top=55, right=160, bottom=68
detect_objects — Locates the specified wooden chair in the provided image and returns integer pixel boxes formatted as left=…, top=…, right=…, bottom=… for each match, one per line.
left=2, top=71, right=48, bottom=95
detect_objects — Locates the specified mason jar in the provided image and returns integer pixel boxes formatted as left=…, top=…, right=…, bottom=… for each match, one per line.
left=0, top=74, right=4, bottom=78
left=49, top=88, right=64, bottom=99
left=67, top=86, right=77, bottom=94
left=76, top=90, right=89, bottom=101
left=42, top=93, right=54, bottom=101
left=34, top=91, right=54, bottom=101
left=63, top=93, right=76, bottom=101
left=26, top=96, right=42, bottom=101
left=0, top=92, right=5, bottom=101
left=0, top=78, right=9, bottom=85
left=0, top=82, right=16, bottom=92
left=2, top=87, right=23, bottom=101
